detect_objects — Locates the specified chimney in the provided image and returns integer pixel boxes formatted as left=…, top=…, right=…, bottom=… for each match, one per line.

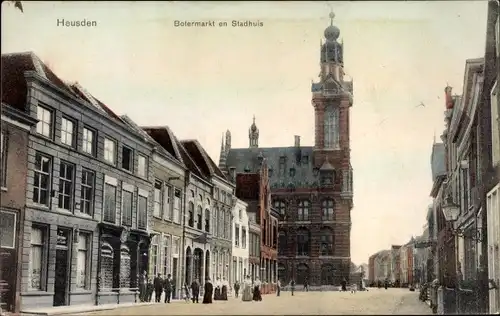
left=294, top=135, right=301, bottom=147
left=229, top=167, right=236, bottom=181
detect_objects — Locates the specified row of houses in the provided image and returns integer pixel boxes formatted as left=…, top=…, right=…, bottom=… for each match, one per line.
left=369, top=1, right=499, bottom=313
left=425, top=1, right=499, bottom=314
left=367, top=233, right=429, bottom=288
left=0, top=51, right=279, bottom=314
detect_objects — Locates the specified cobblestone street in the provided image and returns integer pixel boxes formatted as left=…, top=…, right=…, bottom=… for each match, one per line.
left=82, top=289, right=431, bottom=315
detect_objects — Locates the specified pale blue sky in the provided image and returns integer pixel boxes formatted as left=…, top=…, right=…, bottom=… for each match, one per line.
left=1, top=1, right=488, bottom=264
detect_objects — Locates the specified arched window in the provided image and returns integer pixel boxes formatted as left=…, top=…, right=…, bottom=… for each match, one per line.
left=297, top=200, right=310, bottom=221
left=321, top=199, right=334, bottom=221
left=100, top=242, right=114, bottom=290
left=296, top=263, right=309, bottom=285
left=273, top=200, right=286, bottom=216
left=324, top=106, right=339, bottom=149
left=196, top=205, right=203, bottom=230
left=278, top=263, right=287, bottom=283
left=321, top=264, right=334, bottom=285
left=320, top=227, right=334, bottom=256
left=296, top=228, right=310, bottom=256
left=205, top=209, right=210, bottom=232
left=278, top=230, right=287, bottom=255
left=120, top=245, right=131, bottom=288
left=188, top=202, right=194, bottom=227
left=219, top=208, right=224, bottom=238
left=190, top=190, right=195, bottom=198
left=206, top=198, right=211, bottom=206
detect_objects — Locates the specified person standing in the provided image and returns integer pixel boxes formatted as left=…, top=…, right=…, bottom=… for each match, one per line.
left=202, top=277, right=213, bottom=304
left=252, top=277, right=262, bottom=301
left=276, top=280, right=281, bottom=297
left=234, top=281, right=241, bottom=298
left=146, top=278, right=154, bottom=302
left=341, top=278, right=347, bottom=292
left=241, top=276, right=253, bottom=302
left=214, top=277, right=222, bottom=300
left=139, top=271, right=147, bottom=302
left=163, top=274, right=173, bottom=303
left=304, top=278, right=309, bottom=292
left=290, top=279, right=295, bottom=296
left=191, top=279, right=200, bottom=303
left=153, top=274, right=163, bottom=303
left=221, top=277, right=229, bottom=300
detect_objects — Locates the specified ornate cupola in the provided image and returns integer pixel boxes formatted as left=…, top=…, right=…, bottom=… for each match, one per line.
left=249, top=115, right=259, bottom=148
left=320, top=12, right=344, bottom=83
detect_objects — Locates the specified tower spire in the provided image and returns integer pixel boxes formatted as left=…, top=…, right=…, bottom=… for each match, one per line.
left=249, top=115, right=259, bottom=148
left=218, top=133, right=226, bottom=168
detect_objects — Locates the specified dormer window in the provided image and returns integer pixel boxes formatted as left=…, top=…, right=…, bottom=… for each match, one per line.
left=268, top=168, right=273, bottom=177
left=302, top=155, right=309, bottom=165
left=313, top=168, right=319, bottom=177
left=289, top=167, right=296, bottom=177
left=320, top=171, right=334, bottom=185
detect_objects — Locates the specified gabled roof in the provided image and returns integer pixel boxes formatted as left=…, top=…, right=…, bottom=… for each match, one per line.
left=176, top=137, right=204, bottom=179
left=236, top=173, right=261, bottom=200
left=142, top=126, right=185, bottom=166
left=1, top=52, right=73, bottom=111
left=181, top=140, right=226, bottom=179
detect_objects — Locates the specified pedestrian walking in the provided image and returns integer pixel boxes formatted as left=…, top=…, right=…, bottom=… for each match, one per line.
left=341, top=278, right=347, bottom=292
left=146, top=278, right=154, bottom=302
left=276, top=280, right=281, bottom=297
left=153, top=274, right=163, bottom=303
left=304, top=279, right=309, bottom=292
left=241, top=276, right=253, bottom=302
left=221, top=277, right=229, bottom=300
left=252, top=278, right=262, bottom=301
left=234, top=281, right=240, bottom=298
left=183, top=282, right=191, bottom=302
left=290, top=279, right=296, bottom=296
left=138, top=271, right=147, bottom=302
left=191, top=279, right=200, bottom=303
left=163, top=274, right=173, bottom=303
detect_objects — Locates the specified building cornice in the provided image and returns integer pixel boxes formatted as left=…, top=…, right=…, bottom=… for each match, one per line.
left=1, top=103, right=38, bottom=130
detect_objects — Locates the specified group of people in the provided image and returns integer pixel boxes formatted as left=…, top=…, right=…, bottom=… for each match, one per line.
left=138, top=271, right=175, bottom=303
left=197, top=275, right=263, bottom=304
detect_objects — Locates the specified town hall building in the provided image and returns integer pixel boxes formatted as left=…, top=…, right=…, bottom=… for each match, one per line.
left=219, top=12, right=354, bottom=286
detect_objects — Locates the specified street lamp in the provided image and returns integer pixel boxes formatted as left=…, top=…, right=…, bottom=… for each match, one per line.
left=442, top=195, right=483, bottom=242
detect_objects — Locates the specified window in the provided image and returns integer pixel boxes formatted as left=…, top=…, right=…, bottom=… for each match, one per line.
left=29, top=226, right=47, bottom=290
left=163, top=235, right=170, bottom=276
left=80, top=170, right=94, bottom=215
left=36, top=105, right=52, bottom=138
left=120, top=246, right=131, bottom=289
left=199, top=194, right=203, bottom=201
left=262, top=219, right=267, bottom=244
left=302, top=155, right=309, bottom=165
left=1, top=130, right=7, bottom=187
left=239, top=209, right=242, bottom=219
left=205, top=209, right=210, bottom=232
left=60, top=117, right=75, bottom=147
left=268, top=168, right=273, bottom=177
left=121, top=189, right=133, bottom=226
left=150, top=236, right=159, bottom=276
left=322, top=199, right=335, bottom=221
left=461, top=167, right=470, bottom=211
left=196, top=205, right=203, bottom=230
left=321, top=264, right=334, bottom=285
left=320, top=227, right=334, bottom=256
left=274, top=200, right=286, bottom=217
left=138, top=194, right=148, bottom=230
left=289, top=168, right=296, bottom=177
left=33, top=153, right=51, bottom=205
left=103, top=182, right=117, bottom=223
left=213, top=188, right=218, bottom=199
left=241, top=227, right=247, bottom=248
left=296, top=228, right=310, bottom=256
left=104, top=138, right=116, bottom=164
left=296, top=264, right=309, bottom=285
left=190, top=190, right=195, bottom=198
left=324, top=106, right=340, bottom=149
left=137, top=154, right=147, bottom=178
left=218, top=208, right=224, bottom=237
left=0, top=211, right=16, bottom=248
left=173, top=189, right=181, bottom=223
left=297, top=200, right=310, bottom=221
left=58, top=161, right=74, bottom=210
left=121, top=146, right=133, bottom=171
left=164, top=186, right=172, bottom=220
left=214, top=207, right=219, bottom=237
left=321, top=171, right=334, bottom=185
left=278, top=230, right=287, bottom=254
left=273, top=223, right=277, bottom=248
left=188, top=202, right=194, bottom=227
left=82, top=127, right=95, bottom=156
left=76, top=233, right=89, bottom=289
left=235, top=224, right=240, bottom=247
left=153, top=180, right=163, bottom=218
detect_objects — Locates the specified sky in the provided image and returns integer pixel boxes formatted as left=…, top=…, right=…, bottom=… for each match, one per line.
left=1, top=1, right=489, bottom=265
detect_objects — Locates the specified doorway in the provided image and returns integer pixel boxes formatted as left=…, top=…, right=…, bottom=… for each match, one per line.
left=53, top=229, right=70, bottom=306
left=0, top=210, right=17, bottom=312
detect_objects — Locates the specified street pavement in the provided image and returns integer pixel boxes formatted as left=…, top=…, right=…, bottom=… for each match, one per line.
left=81, top=288, right=432, bottom=315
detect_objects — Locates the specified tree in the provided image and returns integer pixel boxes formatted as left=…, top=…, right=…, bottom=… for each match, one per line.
left=8, top=1, right=23, bottom=13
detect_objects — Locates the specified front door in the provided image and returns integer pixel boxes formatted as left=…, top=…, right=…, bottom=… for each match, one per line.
left=0, top=210, right=17, bottom=312
left=53, top=229, right=70, bottom=306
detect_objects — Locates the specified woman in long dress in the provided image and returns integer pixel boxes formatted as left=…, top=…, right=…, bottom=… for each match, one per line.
left=202, top=278, right=213, bottom=304
left=214, top=277, right=222, bottom=300
left=221, top=277, right=228, bottom=300
left=242, top=276, right=253, bottom=302
left=252, top=278, right=262, bottom=301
